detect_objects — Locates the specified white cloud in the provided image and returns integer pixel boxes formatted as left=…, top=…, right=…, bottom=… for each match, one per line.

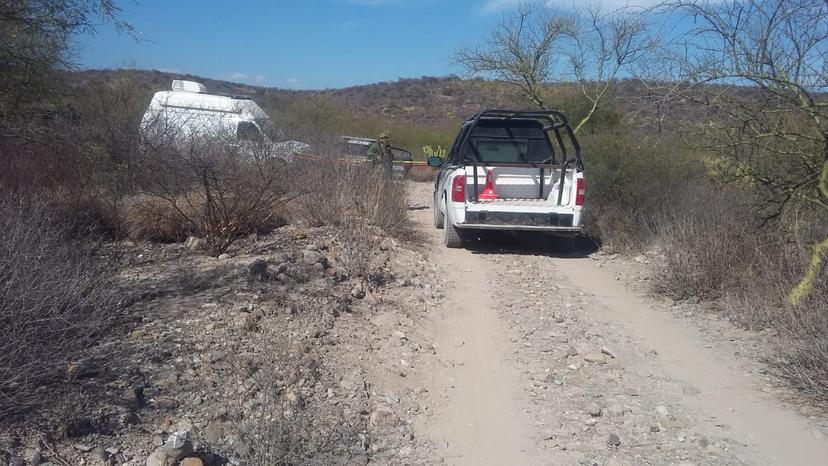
left=479, top=0, right=662, bottom=14
left=285, top=78, right=302, bottom=89
left=227, top=71, right=248, bottom=81
left=224, top=72, right=269, bottom=86
left=346, top=0, right=391, bottom=6
left=479, top=0, right=522, bottom=14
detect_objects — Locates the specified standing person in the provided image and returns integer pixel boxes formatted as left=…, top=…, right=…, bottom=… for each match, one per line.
left=366, top=131, right=394, bottom=179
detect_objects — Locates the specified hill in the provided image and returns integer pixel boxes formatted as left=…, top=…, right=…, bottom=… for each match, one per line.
left=62, top=69, right=567, bottom=126
left=61, top=69, right=693, bottom=154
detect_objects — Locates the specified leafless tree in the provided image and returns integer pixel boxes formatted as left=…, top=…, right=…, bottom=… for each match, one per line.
left=659, top=0, right=828, bottom=303
left=454, top=2, right=653, bottom=133
left=567, top=7, right=653, bottom=133
left=454, top=4, right=575, bottom=110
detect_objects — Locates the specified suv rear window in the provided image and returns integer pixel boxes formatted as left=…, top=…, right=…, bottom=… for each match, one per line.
left=472, top=140, right=528, bottom=163
left=461, top=119, right=555, bottom=163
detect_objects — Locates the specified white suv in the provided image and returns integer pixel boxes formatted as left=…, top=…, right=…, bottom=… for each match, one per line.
left=428, top=110, right=585, bottom=248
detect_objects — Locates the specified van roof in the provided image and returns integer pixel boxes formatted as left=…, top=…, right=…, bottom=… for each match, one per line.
left=150, top=90, right=268, bottom=120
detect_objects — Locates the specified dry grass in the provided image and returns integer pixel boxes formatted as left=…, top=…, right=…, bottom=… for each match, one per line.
left=407, top=165, right=437, bottom=182
left=232, top=329, right=359, bottom=465
left=284, top=160, right=415, bottom=281
left=725, top=253, right=828, bottom=404
left=652, top=216, right=762, bottom=300
left=287, top=160, right=413, bottom=240
left=0, top=196, right=118, bottom=418
left=50, top=195, right=120, bottom=239
left=650, top=190, right=828, bottom=405
left=774, top=294, right=828, bottom=403
left=121, top=195, right=197, bottom=242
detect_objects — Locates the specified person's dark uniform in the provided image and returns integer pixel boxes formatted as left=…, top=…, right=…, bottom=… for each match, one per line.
left=366, top=132, right=394, bottom=179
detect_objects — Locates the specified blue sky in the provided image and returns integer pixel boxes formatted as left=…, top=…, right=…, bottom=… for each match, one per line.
left=77, top=0, right=665, bottom=90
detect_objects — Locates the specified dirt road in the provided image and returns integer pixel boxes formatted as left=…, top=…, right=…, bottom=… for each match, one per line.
left=405, top=182, right=828, bottom=466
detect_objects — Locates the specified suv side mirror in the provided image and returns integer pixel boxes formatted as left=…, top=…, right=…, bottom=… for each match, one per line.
left=427, top=156, right=443, bottom=167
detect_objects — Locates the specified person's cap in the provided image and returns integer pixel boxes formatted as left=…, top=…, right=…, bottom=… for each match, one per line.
left=379, top=132, right=390, bottom=139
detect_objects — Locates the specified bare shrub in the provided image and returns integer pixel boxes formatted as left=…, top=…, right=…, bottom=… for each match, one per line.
left=338, top=223, right=374, bottom=279
left=0, top=196, right=117, bottom=418
left=651, top=188, right=760, bottom=300
left=137, top=129, right=296, bottom=255
left=650, top=188, right=828, bottom=403
left=773, top=291, right=828, bottom=404
left=653, top=218, right=762, bottom=300
left=2, top=73, right=148, bottom=240
left=723, top=247, right=828, bottom=403
left=27, top=191, right=122, bottom=239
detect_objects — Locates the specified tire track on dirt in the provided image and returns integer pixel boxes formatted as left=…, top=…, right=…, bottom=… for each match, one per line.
left=560, top=257, right=828, bottom=466
left=416, top=225, right=540, bottom=465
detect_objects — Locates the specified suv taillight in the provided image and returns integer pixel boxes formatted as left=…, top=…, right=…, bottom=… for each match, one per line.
left=451, top=175, right=466, bottom=202
left=575, top=178, right=585, bottom=206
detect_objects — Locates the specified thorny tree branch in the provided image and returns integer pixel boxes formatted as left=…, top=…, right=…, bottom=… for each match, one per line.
left=659, top=0, right=828, bottom=303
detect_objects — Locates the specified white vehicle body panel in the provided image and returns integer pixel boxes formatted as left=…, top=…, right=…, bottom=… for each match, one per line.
left=141, top=80, right=270, bottom=141
left=139, top=80, right=308, bottom=161
left=439, top=167, right=583, bottom=233
left=432, top=110, right=585, bottom=246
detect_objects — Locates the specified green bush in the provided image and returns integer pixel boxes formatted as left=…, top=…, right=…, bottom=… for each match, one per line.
left=580, top=129, right=703, bottom=250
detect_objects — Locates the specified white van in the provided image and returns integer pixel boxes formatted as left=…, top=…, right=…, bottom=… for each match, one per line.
left=140, top=80, right=305, bottom=159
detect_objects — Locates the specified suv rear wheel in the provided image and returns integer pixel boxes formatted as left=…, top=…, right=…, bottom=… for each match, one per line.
left=443, top=206, right=463, bottom=248
left=444, top=223, right=463, bottom=248
left=433, top=193, right=444, bottom=229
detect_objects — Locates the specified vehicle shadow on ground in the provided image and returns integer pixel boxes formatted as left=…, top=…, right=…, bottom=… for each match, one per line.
left=463, top=230, right=599, bottom=258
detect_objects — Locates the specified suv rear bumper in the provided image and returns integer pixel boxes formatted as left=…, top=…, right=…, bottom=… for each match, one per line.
left=458, top=211, right=580, bottom=233
left=457, top=223, right=581, bottom=234
left=444, top=203, right=582, bottom=234
left=464, top=210, right=574, bottom=227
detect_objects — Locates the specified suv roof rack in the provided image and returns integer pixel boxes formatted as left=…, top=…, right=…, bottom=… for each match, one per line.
left=460, top=109, right=582, bottom=169
left=470, top=109, right=571, bottom=128
left=457, top=109, right=583, bottom=205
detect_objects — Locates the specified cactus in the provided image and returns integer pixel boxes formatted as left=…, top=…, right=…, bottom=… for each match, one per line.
left=422, top=145, right=447, bottom=158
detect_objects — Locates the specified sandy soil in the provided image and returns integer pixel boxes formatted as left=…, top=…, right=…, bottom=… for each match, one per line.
left=402, top=181, right=828, bottom=466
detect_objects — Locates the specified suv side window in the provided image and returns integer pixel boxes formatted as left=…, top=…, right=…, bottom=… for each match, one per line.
left=237, top=121, right=264, bottom=143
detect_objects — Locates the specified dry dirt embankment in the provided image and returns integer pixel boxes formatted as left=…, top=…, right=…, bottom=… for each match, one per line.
left=402, top=182, right=828, bottom=466
left=0, top=219, right=446, bottom=465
